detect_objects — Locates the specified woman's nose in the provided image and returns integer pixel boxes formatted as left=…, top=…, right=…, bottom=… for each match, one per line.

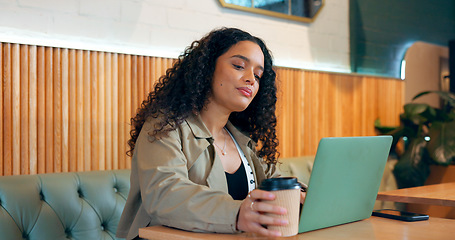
left=244, top=70, right=255, bottom=85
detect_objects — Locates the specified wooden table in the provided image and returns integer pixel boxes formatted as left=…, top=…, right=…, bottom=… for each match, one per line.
left=139, top=216, right=455, bottom=240
left=376, top=182, right=455, bottom=207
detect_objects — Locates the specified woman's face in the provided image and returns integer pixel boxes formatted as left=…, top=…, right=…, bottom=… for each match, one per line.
left=210, top=40, right=264, bottom=113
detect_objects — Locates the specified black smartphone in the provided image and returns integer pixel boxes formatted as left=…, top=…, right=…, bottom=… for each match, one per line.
left=372, top=209, right=429, bottom=222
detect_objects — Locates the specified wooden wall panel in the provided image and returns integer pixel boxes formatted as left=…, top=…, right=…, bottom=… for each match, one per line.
left=112, top=53, right=119, bottom=170
left=118, top=54, right=125, bottom=171
left=53, top=48, right=61, bottom=173
left=20, top=45, right=29, bottom=175
left=29, top=46, right=37, bottom=174
left=37, top=46, right=45, bottom=174
left=105, top=53, right=112, bottom=171
left=0, top=42, right=404, bottom=175
left=61, top=48, right=69, bottom=173
left=3, top=43, right=12, bottom=175
left=90, top=51, right=98, bottom=171
left=83, top=50, right=91, bottom=171
left=75, top=49, right=83, bottom=172
left=123, top=54, right=131, bottom=170
left=68, top=49, right=76, bottom=172
left=45, top=47, right=53, bottom=173
left=12, top=44, right=20, bottom=175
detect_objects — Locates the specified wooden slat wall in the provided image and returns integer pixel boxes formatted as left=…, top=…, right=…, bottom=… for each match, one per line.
left=275, top=68, right=403, bottom=157
left=0, top=42, right=404, bottom=176
left=0, top=43, right=175, bottom=176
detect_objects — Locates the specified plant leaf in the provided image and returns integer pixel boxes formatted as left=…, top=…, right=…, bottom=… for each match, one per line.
left=403, top=103, right=430, bottom=115
left=413, top=91, right=455, bottom=107
left=402, top=103, right=435, bottom=125
left=427, top=121, right=455, bottom=165
left=374, top=118, right=405, bottom=157
left=374, top=118, right=399, bottom=134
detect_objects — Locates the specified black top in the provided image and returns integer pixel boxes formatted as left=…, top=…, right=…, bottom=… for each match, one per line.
left=225, top=162, right=249, bottom=200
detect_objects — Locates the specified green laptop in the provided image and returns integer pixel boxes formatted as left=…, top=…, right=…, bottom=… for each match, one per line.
left=298, top=136, right=393, bottom=233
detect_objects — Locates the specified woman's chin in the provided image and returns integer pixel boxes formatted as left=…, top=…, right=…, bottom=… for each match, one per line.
left=231, top=105, right=251, bottom=113
left=225, top=99, right=254, bottom=113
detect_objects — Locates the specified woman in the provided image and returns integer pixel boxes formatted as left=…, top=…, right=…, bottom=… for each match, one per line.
left=117, top=27, right=293, bottom=239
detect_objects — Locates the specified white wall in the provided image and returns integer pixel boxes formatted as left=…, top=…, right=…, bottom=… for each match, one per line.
left=0, top=0, right=350, bottom=73
left=404, top=42, right=449, bottom=108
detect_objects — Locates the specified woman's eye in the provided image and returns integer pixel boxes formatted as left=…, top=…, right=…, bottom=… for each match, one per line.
left=233, top=64, right=244, bottom=70
left=254, top=75, right=261, bottom=81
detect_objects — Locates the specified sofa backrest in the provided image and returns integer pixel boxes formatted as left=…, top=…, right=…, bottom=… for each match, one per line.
left=278, top=156, right=315, bottom=186
left=0, top=170, right=130, bottom=240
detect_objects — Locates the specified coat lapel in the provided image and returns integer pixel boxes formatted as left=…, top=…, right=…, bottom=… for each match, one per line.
left=185, top=114, right=229, bottom=193
left=185, top=114, right=264, bottom=193
left=205, top=150, right=229, bottom=193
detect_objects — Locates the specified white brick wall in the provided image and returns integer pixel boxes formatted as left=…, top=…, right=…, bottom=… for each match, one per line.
left=18, top=0, right=79, bottom=14
left=0, top=0, right=350, bottom=72
left=0, top=5, right=52, bottom=33
left=121, top=1, right=167, bottom=26
left=79, top=0, right=121, bottom=19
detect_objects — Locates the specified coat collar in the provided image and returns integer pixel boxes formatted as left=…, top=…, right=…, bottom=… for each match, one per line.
left=185, top=113, right=261, bottom=192
left=185, top=113, right=256, bottom=149
left=185, top=113, right=212, bottom=139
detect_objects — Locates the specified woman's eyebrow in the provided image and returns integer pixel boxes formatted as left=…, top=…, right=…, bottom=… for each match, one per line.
left=230, top=54, right=264, bottom=71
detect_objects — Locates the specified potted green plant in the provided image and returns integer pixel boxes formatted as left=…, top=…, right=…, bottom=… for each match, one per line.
left=375, top=91, right=455, bottom=189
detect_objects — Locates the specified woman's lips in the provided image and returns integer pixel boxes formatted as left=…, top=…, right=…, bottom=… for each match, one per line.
left=238, top=87, right=252, bottom=97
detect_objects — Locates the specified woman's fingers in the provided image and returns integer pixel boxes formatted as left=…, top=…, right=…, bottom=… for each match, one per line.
left=237, top=190, right=288, bottom=237
left=247, top=221, right=282, bottom=237
left=253, top=223, right=282, bottom=237
left=248, top=189, right=275, bottom=201
left=249, top=190, right=287, bottom=215
left=249, top=209, right=288, bottom=226
left=300, top=191, right=306, bottom=204
left=251, top=201, right=287, bottom=215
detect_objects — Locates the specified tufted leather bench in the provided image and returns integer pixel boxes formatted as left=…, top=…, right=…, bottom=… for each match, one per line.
left=0, top=169, right=130, bottom=240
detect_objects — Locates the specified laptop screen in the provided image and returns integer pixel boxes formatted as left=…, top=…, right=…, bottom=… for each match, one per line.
left=298, top=136, right=392, bottom=233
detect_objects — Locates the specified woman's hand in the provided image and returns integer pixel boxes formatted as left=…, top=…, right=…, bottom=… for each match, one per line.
left=300, top=191, right=306, bottom=204
left=236, top=189, right=288, bottom=237
left=300, top=182, right=308, bottom=204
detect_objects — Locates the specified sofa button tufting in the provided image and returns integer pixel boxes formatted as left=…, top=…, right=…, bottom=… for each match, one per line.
left=77, top=189, right=83, bottom=198
left=101, top=225, right=105, bottom=231
left=113, top=187, right=118, bottom=193
left=39, top=191, right=45, bottom=201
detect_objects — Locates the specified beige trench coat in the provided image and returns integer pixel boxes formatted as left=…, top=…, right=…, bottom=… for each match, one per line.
left=116, top=113, right=280, bottom=239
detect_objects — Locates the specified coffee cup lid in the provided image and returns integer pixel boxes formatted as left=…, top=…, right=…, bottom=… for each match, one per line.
left=259, top=177, right=301, bottom=191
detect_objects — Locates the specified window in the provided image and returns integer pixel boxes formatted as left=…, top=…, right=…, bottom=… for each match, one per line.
left=219, top=0, right=323, bottom=23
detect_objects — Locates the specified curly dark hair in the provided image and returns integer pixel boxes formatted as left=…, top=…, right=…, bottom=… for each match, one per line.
left=128, top=27, right=279, bottom=164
